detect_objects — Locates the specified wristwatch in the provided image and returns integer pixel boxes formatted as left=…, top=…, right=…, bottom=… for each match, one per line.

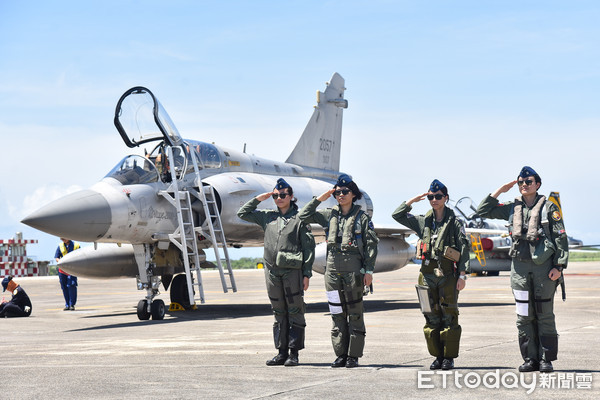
left=459, top=274, right=468, bottom=281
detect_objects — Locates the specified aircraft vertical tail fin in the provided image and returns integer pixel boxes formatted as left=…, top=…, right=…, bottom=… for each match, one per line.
left=548, top=191, right=562, bottom=215
left=286, top=73, right=347, bottom=171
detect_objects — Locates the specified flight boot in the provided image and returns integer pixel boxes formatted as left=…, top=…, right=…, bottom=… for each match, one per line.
left=430, top=357, right=444, bottom=370
left=518, top=359, right=539, bottom=372
left=284, top=350, right=299, bottom=367
left=441, top=358, right=454, bottom=370
left=266, top=349, right=288, bottom=366
left=539, top=361, right=554, bottom=373
left=345, top=356, right=359, bottom=368
left=331, top=355, right=347, bottom=368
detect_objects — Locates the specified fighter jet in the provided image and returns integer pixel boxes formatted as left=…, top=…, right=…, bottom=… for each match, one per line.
left=22, top=73, right=415, bottom=320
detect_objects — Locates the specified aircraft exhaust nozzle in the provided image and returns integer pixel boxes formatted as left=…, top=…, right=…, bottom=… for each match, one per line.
left=21, top=190, right=111, bottom=242
left=59, top=244, right=139, bottom=278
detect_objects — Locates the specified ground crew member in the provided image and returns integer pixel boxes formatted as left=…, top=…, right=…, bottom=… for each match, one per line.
left=1, top=276, right=32, bottom=318
left=55, top=238, right=79, bottom=311
left=237, top=178, right=315, bottom=367
left=392, top=179, right=469, bottom=370
left=299, top=174, right=378, bottom=368
left=477, top=166, right=568, bottom=373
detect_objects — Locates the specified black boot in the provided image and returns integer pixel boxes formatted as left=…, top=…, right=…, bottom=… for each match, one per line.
left=430, top=357, right=443, bottom=370
left=284, top=350, right=299, bottom=367
left=266, top=349, right=288, bottom=366
left=331, top=355, right=347, bottom=368
left=539, top=360, right=553, bottom=373
left=518, top=359, right=539, bottom=372
left=441, top=358, right=454, bottom=370
left=345, top=356, right=359, bottom=368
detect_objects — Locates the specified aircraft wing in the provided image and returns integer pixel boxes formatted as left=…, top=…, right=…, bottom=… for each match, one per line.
left=465, top=228, right=509, bottom=236
left=373, top=225, right=414, bottom=238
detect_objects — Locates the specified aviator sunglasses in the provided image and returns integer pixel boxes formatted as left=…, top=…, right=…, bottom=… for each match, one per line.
left=517, top=179, right=534, bottom=187
left=272, top=193, right=289, bottom=200
left=427, top=194, right=445, bottom=200
left=334, top=189, right=352, bottom=197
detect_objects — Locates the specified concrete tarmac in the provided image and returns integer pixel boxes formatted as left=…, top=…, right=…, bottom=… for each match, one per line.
left=2, top=262, right=599, bottom=399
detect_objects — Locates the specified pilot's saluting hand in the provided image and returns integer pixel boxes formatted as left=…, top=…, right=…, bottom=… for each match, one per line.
left=407, top=192, right=429, bottom=206
left=316, top=189, right=336, bottom=202
left=256, top=192, right=274, bottom=202
left=491, top=180, right=517, bottom=198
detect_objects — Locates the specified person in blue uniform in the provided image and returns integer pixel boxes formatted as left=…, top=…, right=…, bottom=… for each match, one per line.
left=1, top=276, right=32, bottom=318
left=55, top=238, right=79, bottom=311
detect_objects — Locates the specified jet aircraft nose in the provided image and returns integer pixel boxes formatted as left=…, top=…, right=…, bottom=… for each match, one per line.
left=21, top=190, right=111, bottom=241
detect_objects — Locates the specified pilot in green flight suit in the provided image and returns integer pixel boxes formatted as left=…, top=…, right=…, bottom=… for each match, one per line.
left=392, top=179, right=470, bottom=371
left=237, top=178, right=315, bottom=367
left=299, top=174, right=378, bottom=368
left=477, top=166, right=568, bottom=373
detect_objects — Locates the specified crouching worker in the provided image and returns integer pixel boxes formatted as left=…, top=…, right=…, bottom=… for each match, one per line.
left=1, top=276, right=32, bottom=318
left=392, top=179, right=470, bottom=370
left=237, top=178, right=315, bottom=366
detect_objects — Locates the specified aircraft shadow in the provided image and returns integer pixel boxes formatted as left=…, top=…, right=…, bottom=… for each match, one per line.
left=68, top=300, right=513, bottom=332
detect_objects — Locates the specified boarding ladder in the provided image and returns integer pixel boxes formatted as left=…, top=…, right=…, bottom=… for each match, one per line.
left=470, top=233, right=486, bottom=267
left=159, top=145, right=236, bottom=307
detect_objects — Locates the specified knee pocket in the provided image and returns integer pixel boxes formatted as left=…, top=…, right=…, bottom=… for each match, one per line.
left=348, top=313, right=362, bottom=322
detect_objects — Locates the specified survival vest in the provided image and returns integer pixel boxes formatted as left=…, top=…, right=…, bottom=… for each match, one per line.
left=420, top=207, right=458, bottom=261
left=509, top=196, right=551, bottom=242
left=263, top=205, right=306, bottom=269
left=326, top=204, right=365, bottom=258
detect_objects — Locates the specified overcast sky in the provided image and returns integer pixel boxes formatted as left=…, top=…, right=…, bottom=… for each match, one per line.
left=1, top=1, right=598, bottom=262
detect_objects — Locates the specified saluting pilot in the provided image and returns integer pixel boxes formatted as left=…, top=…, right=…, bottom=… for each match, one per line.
left=392, top=179, right=470, bottom=371
left=477, top=166, right=568, bottom=373
left=237, top=178, right=315, bottom=367
left=298, top=174, right=378, bottom=368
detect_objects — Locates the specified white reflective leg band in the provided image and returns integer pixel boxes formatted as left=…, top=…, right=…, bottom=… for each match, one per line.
left=513, top=289, right=529, bottom=316
left=326, top=290, right=343, bottom=315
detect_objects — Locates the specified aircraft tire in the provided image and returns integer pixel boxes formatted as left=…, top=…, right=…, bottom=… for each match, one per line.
left=170, top=274, right=193, bottom=310
left=137, top=299, right=151, bottom=320
left=151, top=299, right=166, bottom=320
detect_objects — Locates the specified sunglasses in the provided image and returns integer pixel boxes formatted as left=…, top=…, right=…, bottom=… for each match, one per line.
left=427, top=194, right=445, bottom=200
left=517, top=179, right=534, bottom=187
left=334, top=189, right=352, bottom=197
left=272, top=193, right=289, bottom=200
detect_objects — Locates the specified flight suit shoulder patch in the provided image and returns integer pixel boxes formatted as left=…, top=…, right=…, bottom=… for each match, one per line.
left=551, top=210, right=562, bottom=221
left=368, top=221, right=374, bottom=230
